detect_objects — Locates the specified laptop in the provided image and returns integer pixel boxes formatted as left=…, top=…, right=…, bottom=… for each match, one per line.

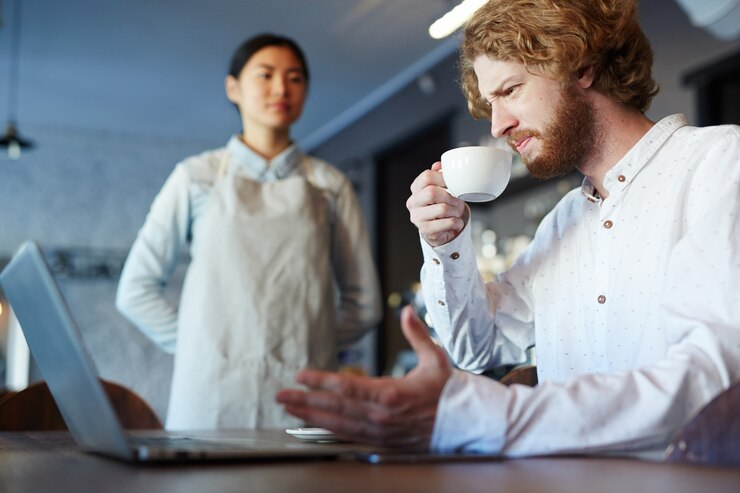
left=0, top=240, right=343, bottom=463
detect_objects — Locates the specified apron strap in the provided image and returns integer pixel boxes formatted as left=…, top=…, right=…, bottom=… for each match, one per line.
left=217, top=152, right=230, bottom=178
left=301, top=157, right=336, bottom=227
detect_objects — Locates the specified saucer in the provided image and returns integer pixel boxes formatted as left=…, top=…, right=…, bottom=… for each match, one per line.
left=285, top=427, right=340, bottom=443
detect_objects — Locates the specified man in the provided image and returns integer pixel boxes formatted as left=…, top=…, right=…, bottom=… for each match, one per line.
left=277, top=0, right=740, bottom=458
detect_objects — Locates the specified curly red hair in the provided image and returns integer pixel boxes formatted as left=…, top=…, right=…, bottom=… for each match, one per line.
left=460, top=0, right=659, bottom=119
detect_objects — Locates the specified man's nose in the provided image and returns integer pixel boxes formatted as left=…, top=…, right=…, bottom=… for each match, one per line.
left=490, top=104, right=516, bottom=138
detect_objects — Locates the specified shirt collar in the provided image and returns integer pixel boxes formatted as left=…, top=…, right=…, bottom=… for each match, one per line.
left=580, top=113, right=688, bottom=203
left=225, top=135, right=304, bottom=181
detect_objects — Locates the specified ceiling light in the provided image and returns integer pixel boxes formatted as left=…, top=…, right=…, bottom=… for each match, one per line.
left=429, top=0, right=487, bottom=39
left=0, top=122, right=32, bottom=159
left=1, top=0, right=34, bottom=160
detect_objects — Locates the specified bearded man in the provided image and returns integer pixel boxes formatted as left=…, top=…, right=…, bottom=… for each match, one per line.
left=278, top=0, right=740, bottom=459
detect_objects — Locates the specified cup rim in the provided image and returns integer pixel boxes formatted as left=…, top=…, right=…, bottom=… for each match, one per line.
left=441, top=145, right=512, bottom=161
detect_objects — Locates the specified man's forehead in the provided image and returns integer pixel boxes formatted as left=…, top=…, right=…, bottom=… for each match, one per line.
left=474, top=56, right=527, bottom=87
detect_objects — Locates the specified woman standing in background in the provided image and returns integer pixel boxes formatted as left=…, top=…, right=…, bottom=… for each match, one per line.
left=116, top=33, right=381, bottom=430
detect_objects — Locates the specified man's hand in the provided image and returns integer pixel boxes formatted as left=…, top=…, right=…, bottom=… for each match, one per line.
left=276, top=306, right=452, bottom=449
left=406, top=162, right=468, bottom=247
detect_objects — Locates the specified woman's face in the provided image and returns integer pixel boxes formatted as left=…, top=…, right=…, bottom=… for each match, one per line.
left=226, top=45, right=307, bottom=133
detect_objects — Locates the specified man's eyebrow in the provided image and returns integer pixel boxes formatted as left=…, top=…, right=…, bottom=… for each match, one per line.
left=485, top=76, right=519, bottom=98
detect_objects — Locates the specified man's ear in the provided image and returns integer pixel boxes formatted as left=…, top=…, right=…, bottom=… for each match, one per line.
left=225, top=75, right=240, bottom=104
left=576, top=65, right=595, bottom=89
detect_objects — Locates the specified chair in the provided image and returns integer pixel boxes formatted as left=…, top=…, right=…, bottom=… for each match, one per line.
left=0, top=378, right=162, bottom=431
left=665, top=380, right=740, bottom=467
left=500, top=365, right=538, bottom=387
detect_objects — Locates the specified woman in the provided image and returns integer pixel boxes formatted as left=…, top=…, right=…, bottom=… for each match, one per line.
left=116, top=34, right=382, bottom=430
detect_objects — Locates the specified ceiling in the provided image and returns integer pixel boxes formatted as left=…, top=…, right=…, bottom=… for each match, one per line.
left=0, top=0, right=737, bottom=154
left=0, top=0, right=458, bottom=150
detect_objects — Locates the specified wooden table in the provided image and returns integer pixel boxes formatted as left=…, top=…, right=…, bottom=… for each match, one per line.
left=1, top=430, right=738, bottom=493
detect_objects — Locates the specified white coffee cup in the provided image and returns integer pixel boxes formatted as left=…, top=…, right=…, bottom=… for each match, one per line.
left=440, top=146, right=512, bottom=202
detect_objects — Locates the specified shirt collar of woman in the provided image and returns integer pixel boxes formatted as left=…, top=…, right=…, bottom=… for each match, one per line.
left=226, top=135, right=304, bottom=181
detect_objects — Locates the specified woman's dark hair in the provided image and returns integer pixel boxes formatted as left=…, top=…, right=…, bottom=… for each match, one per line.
left=228, top=33, right=310, bottom=84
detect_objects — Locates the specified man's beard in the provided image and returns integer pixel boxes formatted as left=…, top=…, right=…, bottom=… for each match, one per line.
left=508, top=86, right=597, bottom=180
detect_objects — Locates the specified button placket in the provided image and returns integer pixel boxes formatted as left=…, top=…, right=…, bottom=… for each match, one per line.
left=593, top=198, right=618, bottom=365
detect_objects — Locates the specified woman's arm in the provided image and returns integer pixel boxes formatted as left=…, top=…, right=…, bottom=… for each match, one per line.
left=116, top=164, right=192, bottom=353
left=330, top=177, right=382, bottom=349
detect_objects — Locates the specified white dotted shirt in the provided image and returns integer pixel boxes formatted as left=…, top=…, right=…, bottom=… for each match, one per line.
left=421, top=114, right=740, bottom=458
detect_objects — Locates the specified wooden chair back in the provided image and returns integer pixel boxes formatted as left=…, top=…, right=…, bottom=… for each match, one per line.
left=665, top=380, right=740, bottom=467
left=0, top=379, right=162, bottom=431
left=500, top=365, right=538, bottom=387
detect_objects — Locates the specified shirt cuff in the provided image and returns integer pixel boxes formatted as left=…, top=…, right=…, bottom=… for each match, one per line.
left=430, top=369, right=509, bottom=454
left=419, top=219, right=475, bottom=268
left=420, top=220, right=479, bottom=315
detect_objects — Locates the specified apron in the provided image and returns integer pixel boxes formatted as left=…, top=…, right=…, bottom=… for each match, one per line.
left=166, top=152, right=336, bottom=430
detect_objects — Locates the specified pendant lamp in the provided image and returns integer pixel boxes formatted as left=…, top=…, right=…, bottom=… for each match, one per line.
left=0, top=0, right=34, bottom=160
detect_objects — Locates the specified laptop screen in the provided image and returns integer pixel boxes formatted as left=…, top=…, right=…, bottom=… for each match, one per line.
left=0, top=241, right=132, bottom=458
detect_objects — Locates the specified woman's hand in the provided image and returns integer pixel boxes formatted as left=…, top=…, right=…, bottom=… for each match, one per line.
left=406, top=162, right=468, bottom=247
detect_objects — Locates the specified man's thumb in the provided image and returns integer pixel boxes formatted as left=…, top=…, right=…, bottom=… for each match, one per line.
left=400, top=305, right=434, bottom=354
left=400, top=305, right=450, bottom=375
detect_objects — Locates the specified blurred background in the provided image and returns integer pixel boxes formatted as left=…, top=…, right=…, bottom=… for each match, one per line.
left=0, top=0, right=738, bottom=420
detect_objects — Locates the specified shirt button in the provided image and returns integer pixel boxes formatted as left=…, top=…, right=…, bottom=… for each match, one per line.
left=618, top=175, right=626, bottom=182
left=603, top=220, right=613, bottom=229
left=597, top=295, right=606, bottom=304
left=437, top=300, right=446, bottom=306
left=450, top=252, right=460, bottom=260
left=432, top=258, right=440, bottom=265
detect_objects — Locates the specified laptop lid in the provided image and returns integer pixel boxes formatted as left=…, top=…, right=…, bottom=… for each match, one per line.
left=0, top=241, right=343, bottom=462
left=0, top=241, right=132, bottom=459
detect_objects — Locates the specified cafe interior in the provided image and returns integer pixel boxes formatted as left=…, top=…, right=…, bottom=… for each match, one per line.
left=0, top=0, right=738, bottom=490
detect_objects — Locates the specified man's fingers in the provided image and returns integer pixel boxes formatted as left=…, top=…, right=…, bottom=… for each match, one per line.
left=407, top=186, right=459, bottom=215
left=288, top=369, right=397, bottom=405
left=281, top=401, right=429, bottom=449
left=281, top=402, right=375, bottom=442
left=277, top=387, right=377, bottom=421
left=409, top=200, right=463, bottom=224
left=409, top=166, right=445, bottom=194
left=278, top=391, right=422, bottom=447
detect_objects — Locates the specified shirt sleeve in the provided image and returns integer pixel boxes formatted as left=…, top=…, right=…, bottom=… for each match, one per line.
left=420, top=218, right=535, bottom=372
left=330, top=177, right=382, bottom=349
left=431, top=130, right=740, bottom=458
left=115, top=164, right=192, bottom=353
